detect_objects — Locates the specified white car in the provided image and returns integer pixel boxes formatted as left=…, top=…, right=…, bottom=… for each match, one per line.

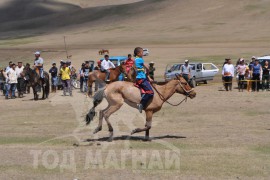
left=143, top=49, right=149, bottom=56
left=164, top=62, right=219, bottom=86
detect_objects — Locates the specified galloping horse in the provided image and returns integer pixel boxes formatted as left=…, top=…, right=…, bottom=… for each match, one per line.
left=85, top=74, right=196, bottom=141
left=87, top=64, right=130, bottom=96
left=22, top=64, right=50, bottom=100
left=98, top=49, right=109, bottom=55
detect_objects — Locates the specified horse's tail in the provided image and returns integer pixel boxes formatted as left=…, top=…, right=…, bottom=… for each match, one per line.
left=85, top=88, right=105, bottom=125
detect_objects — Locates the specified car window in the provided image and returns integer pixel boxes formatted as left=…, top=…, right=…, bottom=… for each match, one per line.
left=197, top=64, right=202, bottom=70
left=170, top=64, right=181, bottom=72
left=203, top=64, right=217, bottom=70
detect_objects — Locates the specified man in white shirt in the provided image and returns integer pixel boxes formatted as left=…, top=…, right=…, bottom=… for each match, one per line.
left=101, top=55, right=115, bottom=82
left=15, top=62, right=25, bottom=98
left=222, top=58, right=234, bottom=91
left=5, top=63, right=18, bottom=99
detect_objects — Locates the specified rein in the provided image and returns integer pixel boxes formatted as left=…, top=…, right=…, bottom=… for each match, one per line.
left=151, top=80, right=191, bottom=107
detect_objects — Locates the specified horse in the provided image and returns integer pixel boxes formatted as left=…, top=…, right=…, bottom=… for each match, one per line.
left=22, top=64, right=50, bottom=100
left=87, top=63, right=131, bottom=96
left=85, top=74, right=196, bottom=141
left=98, top=49, right=109, bottom=55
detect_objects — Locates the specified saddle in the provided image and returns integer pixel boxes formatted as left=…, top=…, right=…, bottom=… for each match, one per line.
left=134, top=79, right=153, bottom=94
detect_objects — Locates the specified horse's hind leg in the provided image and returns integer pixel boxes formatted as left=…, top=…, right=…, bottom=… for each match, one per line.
left=101, top=94, right=124, bottom=141
left=103, top=104, right=123, bottom=141
left=93, top=106, right=109, bottom=134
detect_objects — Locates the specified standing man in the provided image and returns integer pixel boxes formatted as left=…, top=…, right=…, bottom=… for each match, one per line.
left=82, top=61, right=91, bottom=93
left=101, top=55, right=115, bottom=82
left=222, top=58, right=234, bottom=91
left=181, top=60, right=192, bottom=82
left=34, top=51, right=44, bottom=79
left=49, top=62, right=58, bottom=93
left=262, top=60, right=270, bottom=91
left=78, top=63, right=85, bottom=92
left=15, top=62, right=25, bottom=98
left=236, top=58, right=246, bottom=92
left=148, top=61, right=156, bottom=81
left=59, top=62, right=72, bottom=96
left=251, top=59, right=262, bottom=92
left=5, top=63, right=18, bottom=99
left=6, top=61, right=13, bottom=72
left=249, top=56, right=256, bottom=70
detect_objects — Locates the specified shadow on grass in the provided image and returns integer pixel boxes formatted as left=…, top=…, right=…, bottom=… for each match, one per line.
left=86, top=135, right=186, bottom=142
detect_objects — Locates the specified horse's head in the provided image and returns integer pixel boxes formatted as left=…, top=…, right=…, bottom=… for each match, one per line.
left=175, top=74, right=196, bottom=99
left=21, top=63, right=31, bottom=77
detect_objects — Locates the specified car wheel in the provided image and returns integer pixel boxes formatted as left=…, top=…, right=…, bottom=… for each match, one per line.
left=204, top=80, right=207, bottom=84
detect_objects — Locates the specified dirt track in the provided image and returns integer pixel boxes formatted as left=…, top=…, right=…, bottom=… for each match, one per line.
left=0, top=80, right=270, bottom=179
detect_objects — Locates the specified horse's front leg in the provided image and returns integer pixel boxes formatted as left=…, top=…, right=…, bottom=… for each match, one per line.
left=33, top=87, right=38, bottom=100
left=131, top=111, right=153, bottom=141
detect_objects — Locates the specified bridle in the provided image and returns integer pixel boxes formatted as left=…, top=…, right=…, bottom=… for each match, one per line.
left=151, top=75, right=194, bottom=106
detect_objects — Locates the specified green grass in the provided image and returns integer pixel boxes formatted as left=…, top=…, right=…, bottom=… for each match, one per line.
left=0, top=37, right=36, bottom=47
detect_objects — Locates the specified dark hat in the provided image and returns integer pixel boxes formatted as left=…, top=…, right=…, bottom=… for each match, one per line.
left=81, top=63, right=85, bottom=66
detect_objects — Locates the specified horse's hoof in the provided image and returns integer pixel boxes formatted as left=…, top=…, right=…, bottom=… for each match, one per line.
left=93, top=127, right=102, bottom=134
left=131, top=129, right=138, bottom=135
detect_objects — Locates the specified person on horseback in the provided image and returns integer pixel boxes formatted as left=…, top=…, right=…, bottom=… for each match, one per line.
left=101, top=55, right=115, bottom=82
left=124, top=54, right=134, bottom=74
left=134, top=47, right=154, bottom=113
left=33, top=51, right=44, bottom=80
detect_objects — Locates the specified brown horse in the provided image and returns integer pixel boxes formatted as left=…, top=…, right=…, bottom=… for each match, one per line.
left=85, top=74, right=196, bottom=141
left=22, top=64, right=50, bottom=100
left=87, top=64, right=131, bottom=96
left=98, top=49, right=109, bottom=55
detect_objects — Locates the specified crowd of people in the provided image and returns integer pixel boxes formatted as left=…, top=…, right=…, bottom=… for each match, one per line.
left=0, top=48, right=155, bottom=109
left=222, top=56, right=270, bottom=92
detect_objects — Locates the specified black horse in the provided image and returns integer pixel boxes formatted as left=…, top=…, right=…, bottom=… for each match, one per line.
left=22, top=64, right=50, bottom=100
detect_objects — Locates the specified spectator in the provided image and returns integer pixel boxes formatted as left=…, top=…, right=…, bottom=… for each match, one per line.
left=59, top=62, right=72, bottom=96
left=49, top=62, right=58, bottom=93
left=222, top=58, right=229, bottom=89
left=82, top=61, right=92, bottom=93
left=249, top=56, right=256, bottom=70
left=222, top=58, right=234, bottom=91
left=180, top=60, right=192, bottom=82
left=251, top=59, right=262, bottom=92
left=244, top=64, right=252, bottom=92
left=15, top=62, right=25, bottom=98
left=262, top=60, right=270, bottom=91
left=78, top=63, right=85, bottom=92
left=5, top=63, right=18, bottom=99
left=6, top=61, right=13, bottom=72
left=148, top=61, right=156, bottom=81
left=236, top=58, right=246, bottom=92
